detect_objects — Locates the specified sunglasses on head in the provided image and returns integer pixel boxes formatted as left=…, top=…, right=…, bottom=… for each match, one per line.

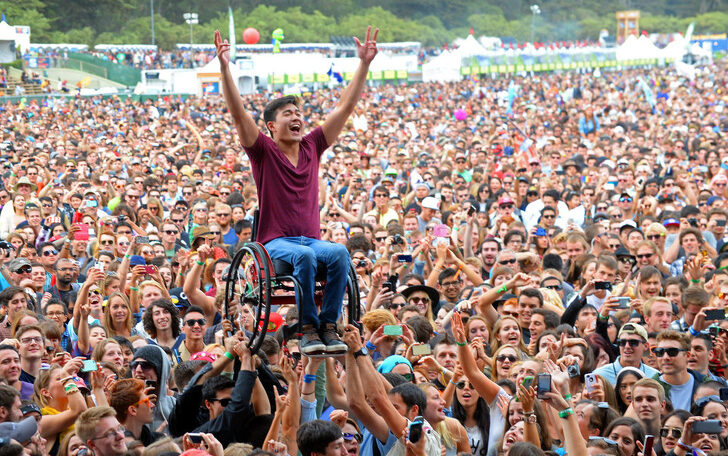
left=695, top=395, right=723, bottom=409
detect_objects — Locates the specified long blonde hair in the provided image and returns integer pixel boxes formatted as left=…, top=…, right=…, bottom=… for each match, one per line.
left=32, top=364, right=61, bottom=408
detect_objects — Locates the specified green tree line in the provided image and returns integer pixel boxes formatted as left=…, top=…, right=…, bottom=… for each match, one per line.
left=3, top=0, right=728, bottom=49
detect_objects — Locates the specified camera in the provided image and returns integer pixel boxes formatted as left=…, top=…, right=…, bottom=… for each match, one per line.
left=688, top=217, right=698, bottom=227
left=357, top=260, right=368, bottom=268
left=393, top=234, right=404, bottom=245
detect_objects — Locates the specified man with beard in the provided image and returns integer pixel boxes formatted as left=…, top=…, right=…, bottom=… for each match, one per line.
left=479, top=238, right=500, bottom=279
left=46, top=258, right=80, bottom=309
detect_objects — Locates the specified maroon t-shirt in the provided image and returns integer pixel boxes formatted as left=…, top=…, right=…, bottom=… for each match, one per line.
left=243, top=127, right=328, bottom=244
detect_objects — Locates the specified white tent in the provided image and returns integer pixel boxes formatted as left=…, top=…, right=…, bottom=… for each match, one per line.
left=454, top=34, right=489, bottom=58
left=0, top=21, right=17, bottom=63
left=422, top=50, right=461, bottom=82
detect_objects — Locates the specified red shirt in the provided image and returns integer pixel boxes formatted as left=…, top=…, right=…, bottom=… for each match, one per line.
left=243, top=127, right=328, bottom=244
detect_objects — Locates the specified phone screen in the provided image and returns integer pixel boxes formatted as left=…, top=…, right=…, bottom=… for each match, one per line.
left=75, top=223, right=89, bottom=241
left=383, top=325, right=403, bottom=336
left=537, top=374, right=551, bottom=398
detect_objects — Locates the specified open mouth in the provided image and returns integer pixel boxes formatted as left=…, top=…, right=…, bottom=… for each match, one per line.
left=505, top=434, right=517, bottom=444
left=289, top=122, right=301, bottom=133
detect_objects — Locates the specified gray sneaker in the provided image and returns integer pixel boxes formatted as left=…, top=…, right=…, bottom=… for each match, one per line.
left=320, top=323, right=348, bottom=354
left=300, top=325, right=326, bottom=355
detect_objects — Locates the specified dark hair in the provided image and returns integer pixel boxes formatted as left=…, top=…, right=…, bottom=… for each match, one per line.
left=0, top=286, right=24, bottom=309
left=576, top=399, right=619, bottom=434
left=382, top=372, right=409, bottom=387
left=297, top=420, right=344, bottom=456
left=0, top=383, right=19, bottom=410
left=604, top=417, right=645, bottom=450
left=542, top=253, right=563, bottom=272
left=202, top=375, right=236, bottom=402
left=184, top=305, right=205, bottom=318
left=142, top=299, right=181, bottom=339
left=531, top=309, right=559, bottom=330
left=263, top=95, right=300, bottom=125
left=507, top=442, right=546, bottom=456
left=389, top=382, right=427, bottom=417
left=451, top=391, right=490, bottom=455
left=519, top=288, right=543, bottom=307
left=404, top=315, right=434, bottom=343
left=174, top=360, right=208, bottom=392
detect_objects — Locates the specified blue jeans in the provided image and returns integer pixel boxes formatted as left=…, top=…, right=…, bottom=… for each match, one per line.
left=264, top=236, right=350, bottom=328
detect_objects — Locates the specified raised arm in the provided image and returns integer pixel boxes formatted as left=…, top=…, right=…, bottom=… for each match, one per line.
left=452, top=313, right=504, bottom=404
left=215, top=30, right=259, bottom=148
left=322, top=27, right=379, bottom=145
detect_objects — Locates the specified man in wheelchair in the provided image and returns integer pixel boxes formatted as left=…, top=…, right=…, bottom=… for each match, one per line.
left=214, top=27, right=379, bottom=355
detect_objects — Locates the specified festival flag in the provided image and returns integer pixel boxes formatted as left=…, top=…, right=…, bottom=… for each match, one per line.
left=228, top=7, right=236, bottom=62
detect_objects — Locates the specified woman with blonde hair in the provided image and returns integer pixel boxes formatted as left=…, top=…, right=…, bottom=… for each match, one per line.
left=488, top=344, right=520, bottom=382
left=33, top=361, right=89, bottom=455
left=490, top=315, right=528, bottom=355
left=91, top=338, right=125, bottom=373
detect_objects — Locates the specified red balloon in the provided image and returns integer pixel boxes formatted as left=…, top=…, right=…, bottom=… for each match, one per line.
left=243, top=28, right=260, bottom=45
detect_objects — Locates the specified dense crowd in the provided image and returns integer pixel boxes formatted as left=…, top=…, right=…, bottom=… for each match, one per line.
left=0, top=36, right=727, bottom=456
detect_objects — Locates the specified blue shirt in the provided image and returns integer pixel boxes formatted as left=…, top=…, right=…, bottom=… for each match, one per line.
left=592, top=357, right=660, bottom=384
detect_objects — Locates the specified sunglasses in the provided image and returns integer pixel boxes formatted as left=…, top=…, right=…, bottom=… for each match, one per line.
left=100, top=240, right=115, bottom=245
left=498, top=258, right=517, bottom=265
left=209, top=398, right=231, bottom=407
left=409, top=297, right=430, bottom=304
left=130, top=360, right=155, bottom=371
left=619, top=257, right=636, bottom=264
left=653, top=347, right=687, bottom=357
left=343, top=433, right=363, bottom=443
left=135, top=397, right=152, bottom=407
left=543, top=284, right=562, bottom=291
left=617, top=339, right=642, bottom=348
left=661, top=427, right=682, bottom=439
left=375, top=236, right=387, bottom=242
left=455, top=381, right=474, bottom=390
left=171, top=219, right=184, bottom=224
left=496, top=354, right=518, bottom=362
left=542, top=214, right=555, bottom=219
left=636, top=253, right=653, bottom=259
left=388, top=303, right=404, bottom=310
left=42, top=250, right=58, bottom=256
left=185, top=318, right=206, bottom=327
left=401, top=372, right=414, bottom=382
left=164, top=230, right=179, bottom=235
left=14, top=266, right=32, bottom=274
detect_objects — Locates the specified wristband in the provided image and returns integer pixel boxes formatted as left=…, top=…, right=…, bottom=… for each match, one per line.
left=564, top=394, right=572, bottom=401
left=691, top=278, right=701, bottom=283
left=598, top=313, right=609, bottom=321
left=196, top=260, right=205, bottom=266
left=365, top=341, right=377, bottom=352
left=558, top=408, right=574, bottom=419
left=497, top=285, right=508, bottom=294
left=676, top=439, right=693, bottom=451
left=456, top=341, right=467, bottom=346
left=303, top=374, right=317, bottom=384
left=130, top=287, right=138, bottom=292
left=689, top=326, right=700, bottom=336
left=124, top=254, right=131, bottom=259
left=223, top=351, right=234, bottom=361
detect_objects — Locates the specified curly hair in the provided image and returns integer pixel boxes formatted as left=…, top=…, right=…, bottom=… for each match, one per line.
left=142, top=299, right=180, bottom=339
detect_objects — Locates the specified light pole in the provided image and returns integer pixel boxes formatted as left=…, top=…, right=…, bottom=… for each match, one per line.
left=530, top=4, right=541, bottom=44
left=150, top=0, right=155, bottom=46
left=184, top=13, right=199, bottom=45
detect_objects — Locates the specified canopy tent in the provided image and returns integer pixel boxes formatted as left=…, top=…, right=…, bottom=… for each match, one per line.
left=0, top=21, right=18, bottom=63
left=454, top=34, right=489, bottom=58
left=422, top=50, right=461, bottom=82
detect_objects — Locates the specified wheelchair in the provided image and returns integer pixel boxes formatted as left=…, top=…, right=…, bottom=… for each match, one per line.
left=223, top=211, right=362, bottom=356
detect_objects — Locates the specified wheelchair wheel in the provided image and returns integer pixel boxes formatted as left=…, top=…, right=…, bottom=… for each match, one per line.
left=225, top=242, right=272, bottom=356
left=345, top=263, right=362, bottom=325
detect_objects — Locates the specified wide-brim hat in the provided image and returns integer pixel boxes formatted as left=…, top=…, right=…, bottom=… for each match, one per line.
left=13, top=176, right=37, bottom=192
left=401, top=285, right=440, bottom=308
